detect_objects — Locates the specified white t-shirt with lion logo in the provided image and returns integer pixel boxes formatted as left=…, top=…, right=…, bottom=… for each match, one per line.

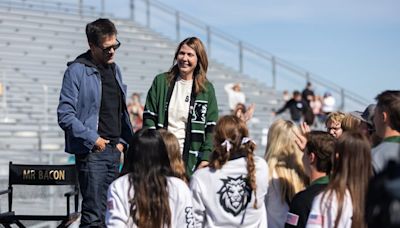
left=190, top=156, right=269, bottom=227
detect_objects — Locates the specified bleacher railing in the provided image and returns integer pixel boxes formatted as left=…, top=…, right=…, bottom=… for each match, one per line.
left=0, top=0, right=371, bottom=111
left=126, top=0, right=370, bottom=111
left=0, top=0, right=96, bottom=15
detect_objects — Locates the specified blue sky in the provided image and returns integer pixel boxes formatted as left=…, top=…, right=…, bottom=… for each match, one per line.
left=87, top=0, right=400, bottom=106
left=159, top=0, right=400, bottom=103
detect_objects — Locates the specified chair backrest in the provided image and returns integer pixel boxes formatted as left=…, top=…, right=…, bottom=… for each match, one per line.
left=8, top=162, right=77, bottom=186
left=2, top=162, right=80, bottom=226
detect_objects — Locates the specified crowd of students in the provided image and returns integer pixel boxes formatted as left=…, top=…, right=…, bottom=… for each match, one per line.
left=275, top=82, right=336, bottom=127
left=58, top=18, right=399, bottom=228
left=103, top=91, right=400, bottom=228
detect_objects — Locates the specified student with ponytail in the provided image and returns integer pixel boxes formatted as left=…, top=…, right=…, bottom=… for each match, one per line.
left=106, top=128, right=194, bottom=228
left=190, top=115, right=269, bottom=227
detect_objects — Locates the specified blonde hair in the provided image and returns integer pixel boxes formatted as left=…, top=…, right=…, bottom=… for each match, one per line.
left=325, top=111, right=346, bottom=126
left=167, top=37, right=208, bottom=94
left=264, top=119, right=308, bottom=203
left=210, top=115, right=258, bottom=208
left=158, top=129, right=188, bottom=184
left=341, top=114, right=362, bottom=132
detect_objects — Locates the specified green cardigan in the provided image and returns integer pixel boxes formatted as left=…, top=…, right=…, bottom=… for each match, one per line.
left=143, top=73, right=219, bottom=175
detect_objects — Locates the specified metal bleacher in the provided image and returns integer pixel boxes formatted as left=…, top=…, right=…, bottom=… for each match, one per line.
left=0, top=0, right=283, bottom=163
left=0, top=1, right=284, bottom=226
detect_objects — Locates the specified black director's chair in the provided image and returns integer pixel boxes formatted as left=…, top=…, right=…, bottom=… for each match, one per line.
left=0, top=162, right=80, bottom=228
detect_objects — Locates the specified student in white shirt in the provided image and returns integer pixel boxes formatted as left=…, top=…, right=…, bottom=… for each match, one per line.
left=190, top=115, right=269, bottom=227
left=264, top=119, right=309, bottom=228
left=225, top=83, right=246, bottom=112
left=322, top=92, right=335, bottom=114
left=306, top=131, right=372, bottom=228
left=106, top=129, right=194, bottom=228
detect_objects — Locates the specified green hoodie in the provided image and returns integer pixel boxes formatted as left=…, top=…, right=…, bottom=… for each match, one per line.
left=143, top=73, right=219, bottom=176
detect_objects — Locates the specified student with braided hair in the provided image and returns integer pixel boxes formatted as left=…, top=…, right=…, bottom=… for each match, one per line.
left=190, top=115, right=269, bottom=227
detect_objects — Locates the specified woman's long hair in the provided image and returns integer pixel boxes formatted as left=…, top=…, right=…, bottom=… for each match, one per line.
left=210, top=115, right=258, bottom=208
left=158, top=129, right=188, bottom=184
left=125, top=128, right=173, bottom=228
left=321, top=131, right=372, bottom=228
left=167, top=37, right=208, bottom=94
left=264, top=119, right=308, bottom=203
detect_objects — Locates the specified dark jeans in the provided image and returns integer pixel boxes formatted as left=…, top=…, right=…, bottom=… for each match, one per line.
left=75, top=145, right=121, bottom=228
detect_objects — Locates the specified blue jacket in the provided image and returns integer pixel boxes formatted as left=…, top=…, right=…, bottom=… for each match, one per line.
left=57, top=51, right=133, bottom=155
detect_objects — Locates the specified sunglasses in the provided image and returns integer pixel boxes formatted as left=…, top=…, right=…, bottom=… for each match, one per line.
left=96, top=39, right=121, bottom=54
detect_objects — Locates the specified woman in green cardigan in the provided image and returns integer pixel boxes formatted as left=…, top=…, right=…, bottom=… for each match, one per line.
left=143, top=37, right=219, bottom=176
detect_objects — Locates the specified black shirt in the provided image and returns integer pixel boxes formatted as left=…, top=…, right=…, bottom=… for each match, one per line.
left=285, top=176, right=329, bottom=228
left=97, top=64, right=122, bottom=145
left=276, top=99, right=307, bottom=122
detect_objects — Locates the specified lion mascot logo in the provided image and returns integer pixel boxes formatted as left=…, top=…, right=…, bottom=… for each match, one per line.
left=217, top=176, right=252, bottom=216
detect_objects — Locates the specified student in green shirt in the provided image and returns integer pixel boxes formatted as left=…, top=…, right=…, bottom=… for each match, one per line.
left=371, top=90, right=400, bottom=173
left=286, top=131, right=336, bottom=228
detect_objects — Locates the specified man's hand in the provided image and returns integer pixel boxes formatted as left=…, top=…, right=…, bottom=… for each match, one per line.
left=94, top=137, right=109, bottom=152
left=116, top=143, right=124, bottom=153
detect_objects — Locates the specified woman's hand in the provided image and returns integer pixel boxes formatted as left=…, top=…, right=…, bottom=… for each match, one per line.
left=197, top=161, right=209, bottom=169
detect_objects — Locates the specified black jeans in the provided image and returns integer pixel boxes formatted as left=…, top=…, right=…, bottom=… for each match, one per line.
left=75, top=145, right=121, bottom=228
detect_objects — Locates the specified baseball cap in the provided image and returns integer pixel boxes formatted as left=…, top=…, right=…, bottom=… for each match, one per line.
left=350, top=104, right=376, bottom=126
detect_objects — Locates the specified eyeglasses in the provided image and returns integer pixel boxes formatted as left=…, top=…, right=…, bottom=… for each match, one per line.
left=327, top=126, right=341, bottom=132
left=96, top=39, right=121, bottom=54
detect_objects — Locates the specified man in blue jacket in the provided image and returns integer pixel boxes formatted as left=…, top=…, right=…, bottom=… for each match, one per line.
left=57, top=18, right=133, bottom=227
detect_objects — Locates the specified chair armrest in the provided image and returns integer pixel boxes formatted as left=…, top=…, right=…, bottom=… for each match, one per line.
left=64, top=189, right=79, bottom=197
left=0, top=189, right=11, bottom=195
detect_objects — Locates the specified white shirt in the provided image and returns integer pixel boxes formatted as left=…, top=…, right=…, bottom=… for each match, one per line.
left=265, top=169, right=290, bottom=228
left=225, top=83, right=246, bottom=110
left=322, top=96, right=335, bottom=113
left=190, top=156, right=269, bottom=228
left=168, top=77, right=193, bottom=152
left=106, top=175, right=195, bottom=228
left=306, top=190, right=353, bottom=228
